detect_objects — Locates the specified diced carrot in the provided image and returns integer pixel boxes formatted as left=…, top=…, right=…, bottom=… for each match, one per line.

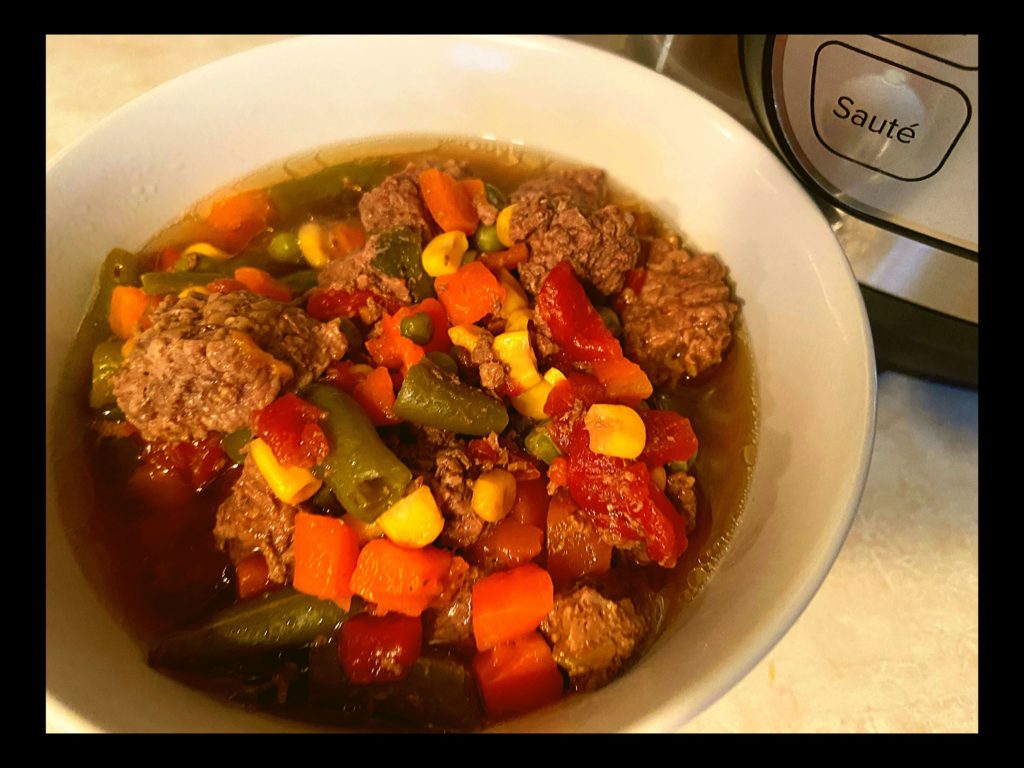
left=419, top=168, right=479, bottom=235
left=365, top=298, right=449, bottom=373
left=233, top=267, right=293, bottom=303
left=458, top=178, right=486, bottom=203
left=545, top=491, right=612, bottom=586
left=292, top=512, right=361, bottom=611
left=109, top=285, right=152, bottom=339
left=328, top=222, right=366, bottom=257
left=235, top=552, right=276, bottom=600
left=466, top=519, right=544, bottom=571
left=350, top=539, right=453, bottom=617
left=352, top=366, right=400, bottom=426
left=471, top=563, right=554, bottom=652
left=434, top=261, right=507, bottom=325
left=472, top=631, right=564, bottom=720
left=509, top=477, right=550, bottom=529
left=589, top=357, right=653, bottom=402
left=207, top=189, right=272, bottom=253
left=479, top=242, right=529, bottom=271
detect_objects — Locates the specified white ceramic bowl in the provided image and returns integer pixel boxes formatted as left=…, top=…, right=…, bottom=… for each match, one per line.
left=46, top=35, right=876, bottom=732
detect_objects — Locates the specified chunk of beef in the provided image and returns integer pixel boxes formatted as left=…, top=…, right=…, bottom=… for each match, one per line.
left=665, top=471, right=698, bottom=533
left=619, top=239, right=738, bottom=386
left=424, top=558, right=481, bottom=650
left=113, top=291, right=347, bottom=442
left=358, top=171, right=432, bottom=241
left=213, top=454, right=298, bottom=583
left=509, top=168, right=640, bottom=296
left=316, top=233, right=413, bottom=322
left=539, top=585, right=647, bottom=692
left=467, top=329, right=508, bottom=395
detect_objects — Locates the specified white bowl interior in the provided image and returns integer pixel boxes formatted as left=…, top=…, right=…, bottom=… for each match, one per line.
left=46, top=35, right=875, bottom=732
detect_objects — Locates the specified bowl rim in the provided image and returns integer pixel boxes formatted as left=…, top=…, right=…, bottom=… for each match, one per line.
left=46, top=33, right=877, bottom=733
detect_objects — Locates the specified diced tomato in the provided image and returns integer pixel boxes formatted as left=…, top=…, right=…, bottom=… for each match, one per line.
left=250, top=393, right=329, bottom=469
left=157, top=247, right=181, bottom=272
left=509, top=477, right=549, bottom=530
left=234, top=552, right=277, bottom=600
left=535, top=262, right=621, bottom=365
left=638, top=409, right=699, bottom=466
left=306, top=288, right=378, bottom=322
left=322, top=360, right=365, bottom=392
left=142, top=434, right=227, bottom=492
left=338, top=613, right=423, bottom=684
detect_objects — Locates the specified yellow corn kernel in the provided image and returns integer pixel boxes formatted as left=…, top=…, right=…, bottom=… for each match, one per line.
left=297, top=222, right=330, bottom=268
left=543, top=367, right=567, bottom=386
left=181, top=242, right=232, bottom=261
left=496, top=204, right=518, bottom=248
left=376, top=485, right=445, bottom=548
left=650, top=465, right=667, bottom=492
left=421, top=231, right=468, bottom=277
left=497, top=268, right=529, bottom=318
left=178, top=285, right=210, bottom=299
left=249, top=438, right=323, bottom=505
left=492, top=330, right=541, bottom=391
left=471, top=468, right=518, bottom=523
left=448, top=323, right=485, bottom=351
left=510, top=379, right=554, bottom=421
left=229, top=330, right=294, bottom=382
left=584, top=404, right=647, bottom=460
left=505, top=308, right=533, bottom=332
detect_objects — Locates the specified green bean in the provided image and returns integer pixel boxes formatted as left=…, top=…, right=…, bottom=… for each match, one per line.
left=371, top=226, right=434, bottom=303
left=303, top=384, right=413, bottom=523
left=525, top=421, right=562, bottom=464
left=485, top=182, right=508, bottom=209
left=393, top=360, right=508, bottom=437
left=279, top=269, right=319, bottom=294
left=140, top=271, right=223, bottom=295
left=92, top=248, right=141, bottom=325
left=221, top=427, right=252, bottom=465
left=666, top=459, right=691, bottom=473
left=89, top=340, right=124, bottom=409
left=149, top=588, right=351, bottom=670
left=269, top=160, right=395, bottom=221
left=268, top=231, right=303, bottom=264
left=425, top=351, right=459, bottom=376
left=172, top=253, right=230, bottom=274
left=598, top=306, right=622, bottom=338
left=473, top=224, right=503, bottom=253
left=648, top=391, right=688, bottom=415
left=461, top=250, right=478, bottom=264
left=399, top=312, right=434, bottom=344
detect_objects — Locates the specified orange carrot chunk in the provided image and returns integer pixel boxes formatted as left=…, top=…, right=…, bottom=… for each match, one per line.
left=292, top=512, right=361, bottom=611
left=350, top=539, right=453, bottom=617
left=419, top=168, right=479, bottom=235
left=233, top=267, right=293, bottom=303
left=472, top=631, right=564, bottom=720
left=434, top=261, right=507, bottom=326
left=351, top=366, right=400, bottom=426
left=207, top=189, right=272, bottom=253
left=471, top=562, right=554, bottom=651
left=109, top=285, right=152, bottom=339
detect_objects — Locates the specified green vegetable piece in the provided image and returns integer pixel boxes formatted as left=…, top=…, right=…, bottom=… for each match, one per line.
left=666, top=459, right=691, bottom=473
left=89, top=340, right=124, bottom=409
left=473, top=224, right=503, bottom=253
left=371, top=226, right=434, bottom=303
left=399, top=312, right=434, bottom=344
left=148, top=588, right=350, bottom=670
left=221, top=427, right=252, bottom=465
left=280, top=269, right=319, bottom=294
left=648, top=391, right=688, bottom=415
left=172, top=253, right=231, bottom=274
left=484, top=182, right=508, bottom=209
left=268, top=231, right=303, bottom=264
left=93, top=248, right=141, bottom=321
left=268, top=160, right=395, bottom=221
left=425, top=350, right=459, bottom=376
left=140, top=271, right=223, bottom=295
left=461, top=250, right=478, bottom=264
left=525, top=421, right=562, bottom=464
left=393, top=361, right=509, bottom=437
left=303, top=384, right=413, bottom=523
left=337, top=317, right=363, bottom=351
left=598, top=306, right=622, bottom=338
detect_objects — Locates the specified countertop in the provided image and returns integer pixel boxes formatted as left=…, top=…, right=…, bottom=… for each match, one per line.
left=45, top=34, right=979, bottom=733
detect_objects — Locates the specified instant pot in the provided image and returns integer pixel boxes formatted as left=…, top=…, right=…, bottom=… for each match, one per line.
left=574, top=34, right=978, bottom=388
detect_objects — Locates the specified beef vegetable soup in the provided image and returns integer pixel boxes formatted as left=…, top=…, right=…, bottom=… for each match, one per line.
left=57, top=138, right=757, bottom=731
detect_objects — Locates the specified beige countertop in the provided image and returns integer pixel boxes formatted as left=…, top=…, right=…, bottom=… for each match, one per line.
left=45, top=34, right=979, bottom=733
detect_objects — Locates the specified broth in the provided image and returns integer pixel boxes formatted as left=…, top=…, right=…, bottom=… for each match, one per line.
left=55, top=137, right=758, bottom=728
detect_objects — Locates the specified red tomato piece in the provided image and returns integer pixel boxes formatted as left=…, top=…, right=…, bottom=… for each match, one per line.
left=338, top=613, right=423, bottom=684
left=638, top=409, right=699, bottom=466
left=250, top=393, right=329, bottom=469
